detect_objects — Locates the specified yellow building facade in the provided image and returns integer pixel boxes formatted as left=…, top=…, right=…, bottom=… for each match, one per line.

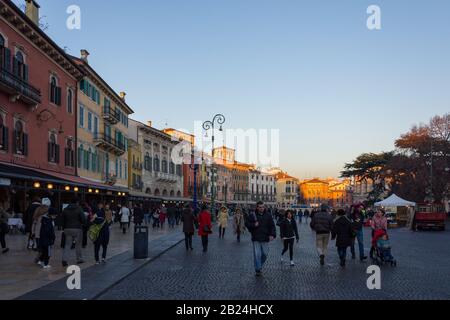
left=73, top=50, right=133, bottom=191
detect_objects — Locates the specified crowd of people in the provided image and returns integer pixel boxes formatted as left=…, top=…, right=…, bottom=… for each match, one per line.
left=180, top=201, right=395, bottom=276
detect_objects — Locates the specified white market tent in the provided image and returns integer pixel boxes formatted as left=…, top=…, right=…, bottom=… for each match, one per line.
left=374, top=194, right=416, bottom=207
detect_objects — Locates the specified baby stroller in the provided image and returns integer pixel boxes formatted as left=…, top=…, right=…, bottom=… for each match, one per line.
left=371, top=229, right=397, bottom=267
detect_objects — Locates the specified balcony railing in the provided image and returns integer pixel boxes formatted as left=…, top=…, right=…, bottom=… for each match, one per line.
left=102, top=173, right=117, bottom=186
left=154, top=171, right=179, bottom=183
left=102, top=106, right=121, bottom=124
left=0, top=67, right=41, bottom=106
left=94, top=133, right=126, bottom=156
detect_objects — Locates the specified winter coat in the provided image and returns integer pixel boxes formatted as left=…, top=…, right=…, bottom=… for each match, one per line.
left=233, top=213, right=245, bottom=233
left=32, top=205, right=50, bottom=238
left=198, top=210, right=212, bottom=236
left=371, top=215, right=387, bottom=231
left=93, top=216, right=110, bottom=245
left=182, top=208, right=196, bottom=234
left=0, top=208, right=9, bottom=225
left=62, top=204, right=86, bottom=230
left=167, top=207, right=177, bottom=219
left=332, top=216, right=353, bottom=248
left=245, top=211, right=276, bottom=242
left=133, top=207, right=144, bottom=224
left=39, top=215, right=55, bottom=247
left=217, top=210, right=229, bottom=228
left=310, top=211, right=334, bottom=234
left=24, top=202, right=40, bottom=232
left=280, top=218, right=299, bottom=240
left=120, top=207, right=130, bottom=223
left=159, top=210, right=166, bottom=223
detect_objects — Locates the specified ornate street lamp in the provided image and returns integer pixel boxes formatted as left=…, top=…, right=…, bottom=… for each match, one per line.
left=202, top=114, right=226, bottom=221
left=189, top=148, right=199, bottom=214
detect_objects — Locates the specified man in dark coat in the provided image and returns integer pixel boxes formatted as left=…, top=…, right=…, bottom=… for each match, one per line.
left=133, top=203, right=144, bottom=226
left=332, top=209, right=354, bottom=267
left=182, top=205, right=196, bottom=251
left=245, top=201, right=276, bottom=276
left=310, top=204, right=334, bottom=266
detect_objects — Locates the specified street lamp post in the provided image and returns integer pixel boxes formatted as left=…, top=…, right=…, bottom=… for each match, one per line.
left=202, top=114, right=226, bottom=221
left=189, top=149, right=199, bottom=213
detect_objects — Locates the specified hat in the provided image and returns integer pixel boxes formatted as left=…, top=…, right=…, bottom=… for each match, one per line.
left=320, top=204, right=329, bottom=212
left=42, top=198, right=51, bottom=207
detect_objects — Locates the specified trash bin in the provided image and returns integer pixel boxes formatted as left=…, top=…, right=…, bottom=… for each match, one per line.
left=134, top=226, right=148, bottom=259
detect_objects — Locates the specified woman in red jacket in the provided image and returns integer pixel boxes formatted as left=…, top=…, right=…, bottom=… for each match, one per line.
left=198, top=204, right=213, bottom=252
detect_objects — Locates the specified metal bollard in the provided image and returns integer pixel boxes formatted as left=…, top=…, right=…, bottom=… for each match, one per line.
left=134, top=225, right=149, bottom=259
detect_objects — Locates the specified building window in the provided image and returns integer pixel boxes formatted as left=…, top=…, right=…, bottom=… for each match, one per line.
left=154, top=155, right=160, bottom=172
left=64, top=139, right=75, bottom=167
left=92, top=151, right=97, bottom=172
left=13, top=121, right=27, bottom=155
left=78, top=144, right=83, bottom=168
left=13, top=51, right=28, bottom=81
left=79, top=105, right=84, bottom=127
left=0, top=115, right=8, bottom=151
left=88, top=112, right=92, bottom=131
left=144, top=152, right=152, bottom=171
left=84, top=147, right=91, bottom=170
left=50, top=76, right=62, bottom=105
left=169, top=161, right=175, bottom=174
left=48, top=133, right=60, bottom=163
left=67, top=89, right=73, bottom=114
left=162, top=159, right=168, bottom=173
left=176, top=164, right=182, bottom=177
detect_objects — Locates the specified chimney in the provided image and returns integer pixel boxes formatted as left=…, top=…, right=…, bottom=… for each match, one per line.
left=25, top=0, right=40, bottom=26
left=119, top=92, right=126, bottom=101
left=80, top=49, right=90, bottom=63
left=147, top=121, right=152, bottom=127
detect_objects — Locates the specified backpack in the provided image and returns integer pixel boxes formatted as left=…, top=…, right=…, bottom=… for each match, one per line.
left=88, top=221, right=105, bottom=242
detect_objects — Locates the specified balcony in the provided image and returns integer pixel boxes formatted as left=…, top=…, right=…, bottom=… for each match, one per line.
left=132, top=162, right=143, bottom=171
left=102, top=106, right=121, bottom=124
left=132, top=181, right=143, bottom=191
left=102, top=173, right=117, bottom=186
left=154, top=171, right=179, bottom=183
left=94, top=133, right=126, bottom=156
left=0, top=67, right=41, bottom=107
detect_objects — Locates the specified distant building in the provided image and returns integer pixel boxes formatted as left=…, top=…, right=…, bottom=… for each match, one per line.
left=300, top=178, right=329, bottom=208
left=275, top=171, right=299, bottom=209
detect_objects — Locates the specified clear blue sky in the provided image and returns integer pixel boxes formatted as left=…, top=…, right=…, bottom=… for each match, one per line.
left=18, top=0, right=450, bottom=179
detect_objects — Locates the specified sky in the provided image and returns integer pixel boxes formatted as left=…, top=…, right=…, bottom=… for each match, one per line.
left=15, top=0, right=450, bottom=179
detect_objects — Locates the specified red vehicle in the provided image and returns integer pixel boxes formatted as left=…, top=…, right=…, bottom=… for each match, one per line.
left=413, top=203, right=447, bottom=231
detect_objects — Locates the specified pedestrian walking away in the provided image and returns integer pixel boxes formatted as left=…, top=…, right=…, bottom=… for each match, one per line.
left=332, top=209, right=354, bottom=267
left=280, top=210, right=299, bottom=266
left=24, top=197, right=41, bottom=250
left=152, top=208, right=160, bottom=229
left=160, top=205, right=167, bottom=229
left=133, top=203, right=144, bottom=227
left=245, top=201, right=276, bottom=276
left=182, top=204, right=197, bottom=251
left=0, top=203, right=10, bottom=254
left=198, top=205, right=212, bottom=252
left=217, top=206, right=229, bottom=239
left=310, top=204, right=334, bottom=266
left=233, top=207, right=245, bottom=243
left=120, top=204, right=131, bottom=234
left=61, top=197, right=86, bottom=267
left=90, top=203, right=112, bottom=264
left=34, top=198, right=55, bottom=269
left=167, top=205, right=177, bottom=229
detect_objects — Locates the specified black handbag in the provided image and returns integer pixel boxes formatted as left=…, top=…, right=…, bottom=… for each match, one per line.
left=203, top=224, right=212, bottom=234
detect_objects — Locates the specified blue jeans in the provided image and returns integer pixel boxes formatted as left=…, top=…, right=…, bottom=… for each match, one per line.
left=351, top=229, right=365, bottom=259
left=253, top=241, right=269, bottom=272
left=337, top=247, right=348, bottom=260
left=144, top=214, right=150, bottom=225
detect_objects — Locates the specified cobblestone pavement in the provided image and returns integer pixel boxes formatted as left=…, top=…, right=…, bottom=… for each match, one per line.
left=0, top=222, right=181, bottom=300
left=98, top=220, right=450, bottom=300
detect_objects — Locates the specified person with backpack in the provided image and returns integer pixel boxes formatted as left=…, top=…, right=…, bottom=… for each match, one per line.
left=332, top=209, right=354, bottom=267
left=280, top=210, right=300, bottom=266
left=34, top=198, right=55, bottom=269
left=120, top=204, right=131, bottom=234
left=310, top=204, right=334, bottom=266
left=61, top=197, right=86, bottom=267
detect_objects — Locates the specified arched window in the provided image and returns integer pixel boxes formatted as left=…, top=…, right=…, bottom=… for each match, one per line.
left=145, top=188, right=151, bottom=195
left=67, top=89, right=73, bottom=114
left=177, top=191, right=181, bottom=197
left=154, top=155, right=160, bottom=172
left=84, top=147, right=91, bottom=170
left=0, top=35, right=5, bottom=47
left=14, top=121, right=26, bottom=155
left=162, top=190, right=168, bottom=197
left=154, top=189, right=160, bottom=196
left=145, top=152, right=152, bottom=171
left=92, top=150, right=97, bottom=172
left=169, top=161, right=175, bottom=175
left=78, top=144, right=83, bottom=169
left=14, top=51, right=27, bottom=81
left=170, top=190, right=175, bottom=197
left=48, top=133, right=59, bottom=163
left=162, top=159, right=168, bottom=173
left=50, top=76, right=61, bottom=105
left=0, top=115, right=5, bottom=151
